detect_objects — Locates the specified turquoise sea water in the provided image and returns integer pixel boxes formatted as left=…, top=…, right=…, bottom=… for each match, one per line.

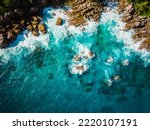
left=0, top=7, right=150, bottom=112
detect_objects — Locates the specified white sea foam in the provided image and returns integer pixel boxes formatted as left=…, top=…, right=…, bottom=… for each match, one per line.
left=69, top=43, right=95, bottom=75
left=0, top=6, right=149, bottom=65
left=100, top=7, right=150, bottom=65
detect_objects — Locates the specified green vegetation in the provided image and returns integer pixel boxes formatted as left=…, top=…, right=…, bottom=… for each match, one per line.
left=128, top=0, right=150, bottom=17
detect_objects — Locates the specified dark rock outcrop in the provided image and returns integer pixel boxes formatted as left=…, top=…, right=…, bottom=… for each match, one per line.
left=29, top=7, right=39, bottom=15
left=0, top=33, right=9, bottom=48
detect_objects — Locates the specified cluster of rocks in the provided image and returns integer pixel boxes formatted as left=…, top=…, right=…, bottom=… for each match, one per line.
left=26, top=16, right=46, bottom=36
left=118, top=0, right=150, bottom=51
left=65, top=0, right=103, bottom=26
left=0, top=21, right=24, bottom=48
left=0, top=0, right=50, bottom=48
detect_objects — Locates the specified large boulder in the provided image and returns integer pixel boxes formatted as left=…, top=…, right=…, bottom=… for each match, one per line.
left=56, top=17, right=63, bottom=26
left=0, top=34, right=9, bottom=48
left=7, top=30, right=17, bottom=40
left=38, top=23, right=47, bottom=34
left=29, top=7, right=39, bottom=15
left=14, top=9, right=25, bottom=17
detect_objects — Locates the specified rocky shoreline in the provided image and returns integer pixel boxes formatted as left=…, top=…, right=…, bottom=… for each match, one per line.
left=65, top=0, right=103, bottom=27
left=0, top=0, right=150, bottom=51
left=0, top=0, right=63, bottom=48
left=118, top=0, right=150, bottom=51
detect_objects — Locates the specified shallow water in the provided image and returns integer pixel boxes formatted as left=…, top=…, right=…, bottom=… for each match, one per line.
left=0, top=7, right=150, bottom=113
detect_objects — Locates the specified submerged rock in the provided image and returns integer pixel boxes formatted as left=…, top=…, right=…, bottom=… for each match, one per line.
left=122, top=59, right=129, bottom=66
left=105, top=79, right=113, bottom=87
left=106, top=56, right=114, bottom=64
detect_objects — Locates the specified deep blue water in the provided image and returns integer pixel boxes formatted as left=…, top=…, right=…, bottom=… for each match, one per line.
left=0, top=7, right=150, bottom=113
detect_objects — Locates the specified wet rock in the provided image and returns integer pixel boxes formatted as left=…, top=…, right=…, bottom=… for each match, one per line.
left=32, top=16, right=39, bottom=21
left=56, top=17, right=63, bottom=26
left=38, top=23, right=47, bottom=34
left=29, top=7, right=39, bottom=15
left=0, top=33, right=9, bottom=48
left=14, top=9, right=25, bottom=17
left=32, top=21, right=39, bottom=26
left=12, top=24, right=22, bottom=34
left=26, top=24, right=33, bottom=31
left=7, top=30, right=16, bottom=40
left=37, top=16, right=43, bottom=21
left=32, top=30, right=39, bottom=36
left=20, top=19, right=26, bottom=27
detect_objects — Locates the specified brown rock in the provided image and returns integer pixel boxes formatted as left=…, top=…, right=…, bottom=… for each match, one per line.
left=12, top=24, right=22, bottom=34
left=32, top=21, right=39, bottom=25
left=134, top=22, right=141, bottom=27
left=32, top=24, right=37, bottom=29
left=32, top=30, right=39, bottom=36
left=26, top=24, right=33, bottom=32
left=20, top=19, right=26, bottom=26
left=32, top=16, right=39, bottom=21
left=126, top=4, right=133, bottom=12
left=38, top=23, right=47, bottom=34
left=37, top=16, right=43, bottom=21
left=7, top=30, right=17, bottom=40
left=0, top=33, right=9, bottom=48
left=56, top=17, right=63, bottom=26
